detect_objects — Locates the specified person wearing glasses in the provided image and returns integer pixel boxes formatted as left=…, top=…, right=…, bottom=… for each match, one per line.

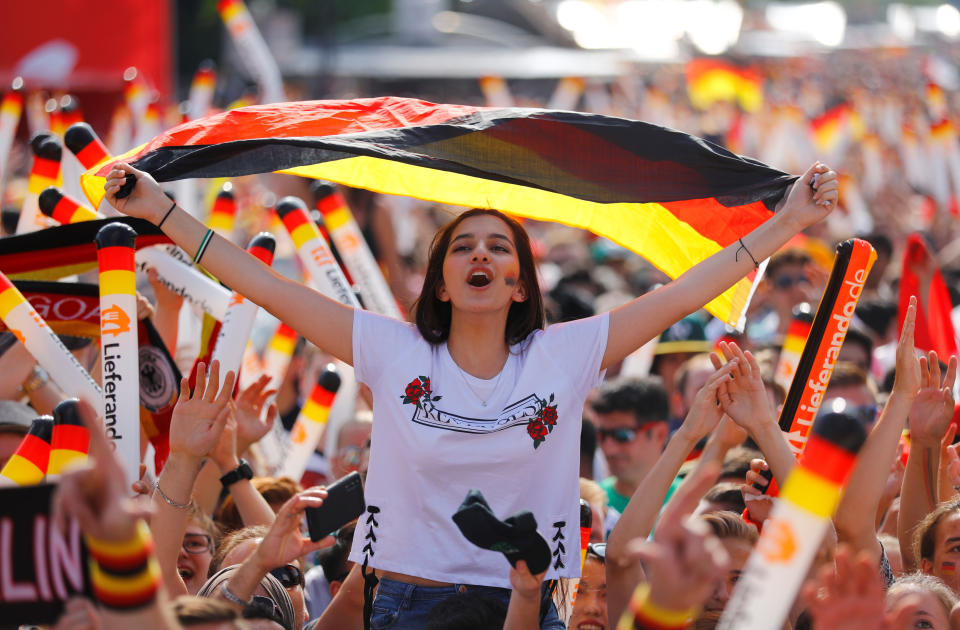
left=750, top=249, right=819, bottom=343
left=180, top=508, right=220, bottom=595
left=567, top=543, right=608, bottom=630
left=588, top=376, right=671, bottom=516
left=106, top=159, right=838, bottom=630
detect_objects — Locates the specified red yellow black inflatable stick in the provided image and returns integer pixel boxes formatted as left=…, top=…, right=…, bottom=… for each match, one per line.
left=280, top=364, right=342, bottom=481
left=210, top=233, right=276, bottom=388
left=276, top=196, right=359, bottom=308
left=47, top=398, right=90, bottom=479
left=0, top=416, right=53, bottom=486
left=313, top=183, right=402, bottom=318
left=17, top=133, right=61, bottom=233
left=779, top=239, right=876, bottom=457
left=95, top=222, right=141, bottom=481
left=0, top=271, right=101, bottom=407
left=39, top=186, right=100, bottom=224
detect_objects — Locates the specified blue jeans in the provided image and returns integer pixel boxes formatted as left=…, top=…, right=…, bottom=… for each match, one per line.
left=370, top=576, right=566, bottom=630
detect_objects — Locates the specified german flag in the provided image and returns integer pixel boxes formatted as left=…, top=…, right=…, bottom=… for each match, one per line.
left=81, top=97, right=798, bottom=327
left=0, top=217, right=169, bottom=281
left=686, top=59, right=764, bottom=113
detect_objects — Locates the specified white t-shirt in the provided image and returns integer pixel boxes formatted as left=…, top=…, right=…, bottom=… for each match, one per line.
left=349, top=309, right=609, bottom=588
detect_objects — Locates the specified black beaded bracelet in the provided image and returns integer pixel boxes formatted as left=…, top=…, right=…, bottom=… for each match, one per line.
left=158, top=201, right=177, bottom=229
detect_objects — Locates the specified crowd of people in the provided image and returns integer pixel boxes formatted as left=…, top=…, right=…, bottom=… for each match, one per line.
left=1, top=44, right=960, bottom=630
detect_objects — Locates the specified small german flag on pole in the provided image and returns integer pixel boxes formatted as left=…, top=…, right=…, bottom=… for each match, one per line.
left=0, top=77, right=24, bottom=188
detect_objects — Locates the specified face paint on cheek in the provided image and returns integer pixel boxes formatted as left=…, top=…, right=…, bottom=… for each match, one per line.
left=943, top=561, right=956, bottom=576
left=504, top=274, right=517, bottom=286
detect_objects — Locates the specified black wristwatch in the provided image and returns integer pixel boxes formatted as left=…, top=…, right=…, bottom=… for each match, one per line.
left=219, top=459, right=253, bottom=488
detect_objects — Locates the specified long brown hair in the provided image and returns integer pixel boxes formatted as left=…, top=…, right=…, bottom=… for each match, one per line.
left=413, top=208, right=545, bottom=346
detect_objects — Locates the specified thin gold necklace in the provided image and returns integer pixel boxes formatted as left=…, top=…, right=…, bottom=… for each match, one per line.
left=453, top=353, right=507, bottom=407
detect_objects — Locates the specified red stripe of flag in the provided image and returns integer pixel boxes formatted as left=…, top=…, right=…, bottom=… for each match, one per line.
left=15, top=434, right=51, bottom=469
left=280, top=207, right=309, bottom=232
left=309, top=387, right=337, bottom=407
left=52, top=424, right=89, bottom=453
left=317, top=194, right=346, bottom=215
left=75, top=140, right=109, bottom=170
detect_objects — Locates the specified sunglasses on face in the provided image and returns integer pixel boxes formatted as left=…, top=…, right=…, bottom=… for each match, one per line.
left=597, top=427, right=642, bottom=444
left=270, top=564, right=304, bottom=589
left=773, top=274, right=810, bottom=289
left=337, top=445, right=369, bottom=467
left=181, top=533, right=213, bottom=555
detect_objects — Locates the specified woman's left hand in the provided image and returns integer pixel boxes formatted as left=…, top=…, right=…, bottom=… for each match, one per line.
left=780, top=162, right=838, bottom=230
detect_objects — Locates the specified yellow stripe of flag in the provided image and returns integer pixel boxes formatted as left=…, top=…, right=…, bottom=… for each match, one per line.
left=779, top=466, right=842, bottom=518
left=48, top=450, right=87, bottom=475
left=28, top=175, right=58, bottom=195
left=269, top=336, right=297, bottom=355
left=208, top=214, right=234, bottom=231
left=99, top=270, right=136, bottom=296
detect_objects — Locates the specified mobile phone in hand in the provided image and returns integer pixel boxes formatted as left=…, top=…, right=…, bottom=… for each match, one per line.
left=305, top=471, right=365, bottom=542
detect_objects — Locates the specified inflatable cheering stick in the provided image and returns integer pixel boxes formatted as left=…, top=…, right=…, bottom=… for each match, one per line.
left=187, top=60, right=217, bottom=121
left=67, top=122, right=122, bottom=216
left=39, top=186, right=100, bottom=224
left=773, top=303, right=813, bottom=393
left=211, top=232, right=275, bottom=389
left=95, top=222, right=141, bottom=481
left=0, top=77, right=24, bottom=184
left=313, top=182, right=403, bottom=318
left=280, top=364, right=342, bottom=481
left=17, top=133, right=61, bottom=233
left=0, top=416, right=53, bottom=487
left=779, top=239, right=876, bottom=457
left=718, top=411, right=868, bottom=630
left=47, top=398, right=90, bottom=479
left=208, top=182, right=237, bottom=236
left=276, top=196, right=359, bottom=308
left=217, top=0, right=285, bottom=104
left=0, top=271, right=101, bottom=408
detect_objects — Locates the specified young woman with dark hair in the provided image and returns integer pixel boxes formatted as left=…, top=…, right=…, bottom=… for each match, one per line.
left=104, top=160, right=838, bottom=629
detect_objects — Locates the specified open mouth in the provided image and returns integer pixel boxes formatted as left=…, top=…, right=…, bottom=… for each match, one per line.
left=468, top=272, right=491, bottom=287
left=576, top=622, right=605, bottom=630
left=178, top=566, right=194, bottom=581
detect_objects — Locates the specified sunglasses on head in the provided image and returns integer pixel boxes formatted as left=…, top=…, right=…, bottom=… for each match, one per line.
left=243, top=596, right=288, bottom=630
left=269, top=564, right=304, bottom=589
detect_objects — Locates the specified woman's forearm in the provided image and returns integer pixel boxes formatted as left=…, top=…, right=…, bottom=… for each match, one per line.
left=604, top=211, right=801, bottom=369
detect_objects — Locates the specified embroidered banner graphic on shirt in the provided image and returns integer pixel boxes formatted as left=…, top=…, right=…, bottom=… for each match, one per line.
left=80, top=97, right=798, bottom=329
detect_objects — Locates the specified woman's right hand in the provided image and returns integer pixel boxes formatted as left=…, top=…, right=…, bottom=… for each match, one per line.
left=104, top=162, right=170, bottom=224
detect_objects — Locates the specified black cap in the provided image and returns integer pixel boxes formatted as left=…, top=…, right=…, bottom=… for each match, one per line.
left=318, top=364, right=341, bottom=393
left=275, top=196, right=308, bottom=220
left=38, top=187, right=64, bottom=217
left=53, top=399, right=84, bottom=427
left=64, top=122, right=99, bottom=155
left=95, top=221, right=138, bottom=249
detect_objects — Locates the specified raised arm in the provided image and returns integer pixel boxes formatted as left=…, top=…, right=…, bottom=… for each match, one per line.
left=898, top=350, right=958, bottom=571
left=607, top=361, right=737, bottom=619
left=834, top=299, right=919, bottom=562
left=714, top=342, right=794, bottom=485
left=104, top=163, right=355, bottom=364
left=152, top=361, right=235, bottom=596
left=602, top=162, right=837, bottom=369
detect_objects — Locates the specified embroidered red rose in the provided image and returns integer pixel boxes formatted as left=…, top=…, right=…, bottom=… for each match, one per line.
left=405, top=380, right=424, bottom=401
left=527, top=419, right=548, bottom=440
left=422, top=377, right=431, bottom=393
left=541, top=405, right=558, bottom=426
